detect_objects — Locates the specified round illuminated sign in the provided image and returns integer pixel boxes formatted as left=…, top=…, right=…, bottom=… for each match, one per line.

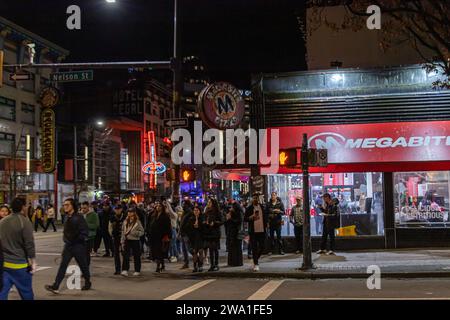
left=197, top=82, right=245, bottom=129
left=39, top=86, right=60, bottom=108
left=142, top=161, right=166, bottom=175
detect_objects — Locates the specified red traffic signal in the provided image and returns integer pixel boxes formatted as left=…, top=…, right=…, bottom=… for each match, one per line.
left=279, top=148, right=297, bottom=167
left=181, top=169, right=195, bottom=182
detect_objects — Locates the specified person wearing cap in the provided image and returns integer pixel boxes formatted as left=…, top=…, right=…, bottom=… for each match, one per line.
left=317, top=193, right=340, bottom=255
left=290, top=196, right=304, bottom=254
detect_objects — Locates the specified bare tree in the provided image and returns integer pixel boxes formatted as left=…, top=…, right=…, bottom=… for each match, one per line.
left=307, top=0, right=450, bottom=88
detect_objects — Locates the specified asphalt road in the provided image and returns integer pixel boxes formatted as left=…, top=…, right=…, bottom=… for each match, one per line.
left=6, top=231, right=450, bottom=300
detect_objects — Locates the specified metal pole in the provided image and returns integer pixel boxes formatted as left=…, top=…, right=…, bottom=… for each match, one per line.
left=4, top=61, right=171, bottom=70
left=172, top=0, right=182, bottom=206
left=301, top=133, right=313, bottom=270
left=73, top=125, right=78, bottom=201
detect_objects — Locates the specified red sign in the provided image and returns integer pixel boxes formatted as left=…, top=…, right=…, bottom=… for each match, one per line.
left=197, top=82, right=245, bottom=129
left=271, top=121, right=450, bottom=164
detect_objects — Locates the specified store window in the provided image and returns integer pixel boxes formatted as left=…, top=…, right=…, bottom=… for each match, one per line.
left=0, top=132, right=15, bottom=156
left=21, top=103, right=35, bottom=125
left=394, top=171, right=450, bottom=228
left=267, top=172, right=384, bottom=236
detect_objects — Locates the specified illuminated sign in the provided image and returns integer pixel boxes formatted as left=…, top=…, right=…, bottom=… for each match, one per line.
left=39, top=86, right=60, bottom=108
left=41, top=108, right=56, bottom=173
left=142, top=131, right=166, bottom=189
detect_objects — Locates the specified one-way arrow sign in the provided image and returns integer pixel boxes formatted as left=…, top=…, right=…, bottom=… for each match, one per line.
left=9, top=73, right=33, bottom=81
left=163, top=118, right=188, bottom=128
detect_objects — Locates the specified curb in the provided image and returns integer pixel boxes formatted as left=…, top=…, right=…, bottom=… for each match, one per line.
left=160, top=270, right=450, bottom=280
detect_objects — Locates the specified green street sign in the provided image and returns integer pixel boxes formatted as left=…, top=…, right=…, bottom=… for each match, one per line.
left=50, top=70, right=93, bottom=82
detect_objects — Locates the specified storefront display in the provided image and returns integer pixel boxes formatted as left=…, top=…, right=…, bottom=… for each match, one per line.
left=394, top=171, right=450, bottom=228
left=267, top=172, right=384, bottom=237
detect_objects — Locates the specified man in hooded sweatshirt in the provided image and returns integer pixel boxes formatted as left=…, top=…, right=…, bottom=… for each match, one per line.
left=317, top=193, right=340, bottom=255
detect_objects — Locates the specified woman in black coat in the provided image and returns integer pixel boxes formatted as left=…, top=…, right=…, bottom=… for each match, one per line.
left=149, top=203, right=172, bottom=273
left=202, top=198, right=223, bottom=272
left=186, top=206, right=205, bottom=272
left=226, top=202, right=244, bottom=267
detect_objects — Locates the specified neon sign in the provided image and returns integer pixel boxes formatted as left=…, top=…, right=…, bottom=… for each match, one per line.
left=142, top=130, right=167, bottom=189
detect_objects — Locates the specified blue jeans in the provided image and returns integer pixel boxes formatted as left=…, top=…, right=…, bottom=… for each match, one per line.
left=181, top=236, right=190, bottom=265
left=0, top=267, right=34, bottom=300
left=169, top=228, right=178, bottom=258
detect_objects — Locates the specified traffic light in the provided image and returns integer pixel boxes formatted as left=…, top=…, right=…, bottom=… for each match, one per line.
left=163, top=137, right=173, bottom=158
left=181, top=168, right=195, bottom=182
left=279, top=148, right=297, bottom=167
left=0, top=50, right=3, bottom=88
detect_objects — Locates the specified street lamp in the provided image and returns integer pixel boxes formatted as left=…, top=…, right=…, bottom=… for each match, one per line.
left=96, top=120, right=105, bottom=127
left=105, top=0, right=116, bottom=3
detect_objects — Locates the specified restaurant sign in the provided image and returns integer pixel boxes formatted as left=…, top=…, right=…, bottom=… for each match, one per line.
left=41, top=108, right=56, bottom=173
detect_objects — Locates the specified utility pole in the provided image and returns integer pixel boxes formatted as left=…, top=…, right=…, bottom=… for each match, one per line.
left=301, top=133, right=313, bottom=270
left=73, top=125, right=78, bottom=201
left=171, top=0, right=182, bottom=206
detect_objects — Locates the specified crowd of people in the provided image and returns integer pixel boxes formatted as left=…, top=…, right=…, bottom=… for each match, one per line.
left=0, top=191, right=341, bottom=299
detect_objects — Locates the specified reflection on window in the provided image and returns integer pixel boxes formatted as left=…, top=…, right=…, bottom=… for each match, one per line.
left=394, top=171, right=450, bottom=228
left=267, top=172, right=384, bottom=236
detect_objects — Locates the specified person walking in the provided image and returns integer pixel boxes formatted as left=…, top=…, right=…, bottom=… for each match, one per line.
left=109, top=204, right=126, bottom=275
left=317, top=193, right=341, bottom=255
left=244, top=193, right=268, bottom=272
left=203, top=198, right=223, bottom=272
left=0, top=197, right=36, bottom=300
left=45, top=198, right=91, bottom=294
left=43, top=204, right=57, bottom=232
left=80, top=201, right=99, bottom=267
left=267, top=192, right=285, bottom=255
left=33, top=205, right=45, bottom=232
left=226, top=202, right=244, bottom=267
left=149, top=202, right=172, bottom=273
left=290, top=196, right=304, bottom=254
left=179, top=200, right=193, bottom=269
left=120, top=208, right=145, bottom=276
left=186, top=206, right=205, bottom=272
left=164, top=199, right=179, bottom=263
left=59, top=205, right=66, bottom=225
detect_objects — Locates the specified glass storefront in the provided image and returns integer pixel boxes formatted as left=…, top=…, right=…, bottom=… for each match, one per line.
left=267, top=172, right=384, bottom=237
left=394, top=171, right=450, bottom=228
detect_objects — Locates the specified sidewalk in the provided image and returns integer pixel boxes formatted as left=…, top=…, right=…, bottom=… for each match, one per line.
left=165, top=249, right=450, bottom=279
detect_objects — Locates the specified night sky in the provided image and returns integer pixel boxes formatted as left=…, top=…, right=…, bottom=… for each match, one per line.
left=0, top=0, right=307, bottom=88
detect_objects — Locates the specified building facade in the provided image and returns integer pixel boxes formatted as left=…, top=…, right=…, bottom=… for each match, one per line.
left=0, top=16, right=68, bottom=207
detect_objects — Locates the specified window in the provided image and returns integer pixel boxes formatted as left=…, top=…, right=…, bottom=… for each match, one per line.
left=267, top=172, right=384, bottom=236
left=394, top=171, right=450, bottom=228
left=0, top=96, right=16, bottom=121
left=0, top=132, right=15, bottom=156
left=145, top=101, right=151, bottom=114
left=21, top=103, right=35, bottom=125
left=159, top=107, right=164, bottom=119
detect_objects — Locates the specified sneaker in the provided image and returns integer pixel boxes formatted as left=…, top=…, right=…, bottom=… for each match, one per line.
left=268, top=252, right=272, bottom=256
left=295, top=250, right=301, bottom=254
left=169, top=256, right=177, bottom=263
left=45, top=284, right=59, bottom=294
left=316, top=250, right=326, bottom=254
left=121, top=270, right=128, bottom=277
left=132, top=272, right=141, bottom=276
left=212, top=266, right=220, bottom=272
left=253, top=265, right=260, bottom=271
left=280, top=251, right=285, bottom=255
left=326, top=250, right=336, bottom=255
left=81, top=281, right=92, bottom=291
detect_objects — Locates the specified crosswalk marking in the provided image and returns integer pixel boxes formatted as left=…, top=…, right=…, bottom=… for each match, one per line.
left=35, top=266, right=52, bottom=272
left=37, top=253, right=61, bottom=256
left=292, top=297, right=450, bottom=300
left=247, top=280, right=285, bottom=300
left=164, top=279, right=216, bottom=300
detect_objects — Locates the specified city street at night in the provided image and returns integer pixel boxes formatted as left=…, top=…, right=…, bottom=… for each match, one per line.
left=1, top=0, right=450, bottom=309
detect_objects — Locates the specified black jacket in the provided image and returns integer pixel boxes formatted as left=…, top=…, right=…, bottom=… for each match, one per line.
left=63, top=213, right=89, bottom=245
left=179, top=205, right=193, bottom=237
left=323, top=198, right=341, bottom=230
left=186, top=213, right=205, bottom=249
left=110, top=213, right=126, bottom=238
left=99, top=207, right=113, bottom=231
left=267, top=197, right=285, bottom=228
left=244, top=203, right=268, bottom=234
left=226, top=204, right=244, bottom=239
left=202, top=207, right=223, bottom=240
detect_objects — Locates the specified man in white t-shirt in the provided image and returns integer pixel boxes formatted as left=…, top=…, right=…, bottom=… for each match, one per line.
left=244, top=193, right=268, bottom=271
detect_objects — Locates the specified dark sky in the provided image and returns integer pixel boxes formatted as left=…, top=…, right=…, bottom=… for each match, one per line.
left=0, top=0, right=307, bottom=87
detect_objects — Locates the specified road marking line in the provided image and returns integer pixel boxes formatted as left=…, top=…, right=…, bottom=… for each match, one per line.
left=247, top=280, right=285, bottom=300
left=164, top=279, right=216, bottom=300
left=37, top=253, right=61, bottom=256
left=291, top=297, right=450, bottom=300
left=36, top=266, right=52, bottom=272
